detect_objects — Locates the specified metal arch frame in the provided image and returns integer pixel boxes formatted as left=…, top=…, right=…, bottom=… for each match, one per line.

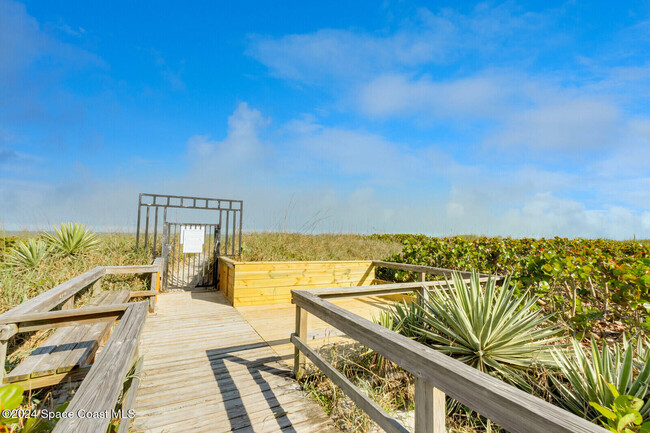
left=135, top=193, right=243, bottom=257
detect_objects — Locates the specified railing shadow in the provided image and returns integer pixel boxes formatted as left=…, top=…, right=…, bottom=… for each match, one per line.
left=206, top=343, right=298, bottom=433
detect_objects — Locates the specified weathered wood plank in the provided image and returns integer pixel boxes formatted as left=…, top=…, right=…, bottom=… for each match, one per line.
left=53, top=302, right=148, bottom=433
left=5, top=291, right=130, bottom=385
left=293, top=306, right=307, bottom=377
left=104, top=265, right=161, bottom=274
left=57, top=291, right=131, bottom=374
left=292, top=290, right=607, bottom=433
left=6, top=303, right=131, bottom=333
left=292, top=334, right=408, bottom=433
left=372, top=260, right=490, bottom=278
left=0, top=267, right=105, bottom=322
left=303, top=278, right=491, bottom=299
left=116, top=357, right=143, bottom=433
left=133, top=291, right=336, bottom=433
left=414, top=378, right=445, bottom=433
left=5, top=366, right=91, bottom=390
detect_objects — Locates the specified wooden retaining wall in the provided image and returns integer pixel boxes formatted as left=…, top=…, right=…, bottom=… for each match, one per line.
left=217, top=257, right=375, bottom=306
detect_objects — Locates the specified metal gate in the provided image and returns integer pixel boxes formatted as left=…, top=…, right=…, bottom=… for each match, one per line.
left=161, top=222, right=221, bottom=290
left=135, top=193, right=242, bottom=257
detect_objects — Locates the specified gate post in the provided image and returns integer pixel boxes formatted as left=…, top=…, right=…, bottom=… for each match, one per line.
left=213, top=225, right=221, bottom=288
left=161, top=223, right=170, bottom=291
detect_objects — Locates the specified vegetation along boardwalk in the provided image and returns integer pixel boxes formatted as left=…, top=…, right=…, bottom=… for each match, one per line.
left=132, top=290, right=338, bottom=433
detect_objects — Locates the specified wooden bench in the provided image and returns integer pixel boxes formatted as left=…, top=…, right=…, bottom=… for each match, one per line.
left=53, top=301, right=148, bottom=433
left=4, top=290, right=131, bottom=390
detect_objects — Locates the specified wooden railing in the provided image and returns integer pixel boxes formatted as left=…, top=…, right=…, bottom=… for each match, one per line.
left=291, top=261, right=606, bottom=433
left=0, top=258, right=163, bottom=433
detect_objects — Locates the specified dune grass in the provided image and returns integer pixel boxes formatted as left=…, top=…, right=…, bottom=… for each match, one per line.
left=240, top=232, right=403, bottom=261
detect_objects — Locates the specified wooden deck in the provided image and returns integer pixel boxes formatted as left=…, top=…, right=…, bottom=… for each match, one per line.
left=237, top=295, right=409, bottom=360
left=132, top=290, right=338, bottom=433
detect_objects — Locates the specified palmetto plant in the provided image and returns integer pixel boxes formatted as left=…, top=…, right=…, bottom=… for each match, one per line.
left=7, top=239, right=49, bottom=269
left=385, top=270, right=561, bottom=390
left=44, top=223, right=99, bottom=257
left=552, top=338, right=650, bottom=421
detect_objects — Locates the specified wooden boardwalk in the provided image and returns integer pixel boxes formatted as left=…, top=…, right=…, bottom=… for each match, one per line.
left=132, top=291, right=338, bottom=433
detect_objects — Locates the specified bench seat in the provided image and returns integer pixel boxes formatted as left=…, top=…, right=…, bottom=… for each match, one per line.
left=4, top=290, right=130, bottom=390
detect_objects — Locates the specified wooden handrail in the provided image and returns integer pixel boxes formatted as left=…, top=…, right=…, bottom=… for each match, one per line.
left=291, top=287, right=606, bottom=433
left=104, top=264, right=161, bottom=274
left=0, top=267, right=106, bottom=322
left=0, top=262, right=163, bottom=324
left=0, top=260, right=163, bottom=384
left=305, top=278, right=492, bottom=299
left=372, top=260, right=497, bottom=279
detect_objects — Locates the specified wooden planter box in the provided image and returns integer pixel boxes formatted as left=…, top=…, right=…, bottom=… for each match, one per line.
left=217, top=257, right=376, bottom=306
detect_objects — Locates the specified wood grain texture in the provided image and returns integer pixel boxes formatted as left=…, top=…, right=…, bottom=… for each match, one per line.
left=372, top=260, right=495, bottom=279
left=53, top=302, right=148, bottom=433
left=8, top=303, right=131, bottom=332
left=116, top=357, right=143, bottom=433
left=131, top=291, right=337, bottom=433
left=292, top=289, right=607, bottom=433
left=221, top=259, right=375, bottom=306
left=237, top=295, right=398, bottom=361
left=5, top=291, right=130, bottom=389
left=0, top=267, right=105, bottom=322
left=292, top=334, right=408, bottom=433
left=104, top=265, right=161, bottom=274
left=414, top=378, right=445, bottom=433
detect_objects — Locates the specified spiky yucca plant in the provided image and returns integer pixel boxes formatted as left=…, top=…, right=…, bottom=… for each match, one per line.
left=552, top=338, right=650, bottom=420
left=386, top=270, right=561, bottom=390
left=6, top=239, right=49, bottom=269
left=44, top=223, right=99, bottom=257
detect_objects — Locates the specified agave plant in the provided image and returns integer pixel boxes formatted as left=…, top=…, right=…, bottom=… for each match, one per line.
left=385, top=270, right=561, bottom=390
left=44, top=223, right=99, bottom=257
left=552, top=337, right=650, bottom=421
left=6, top=239, right=49, bottom=269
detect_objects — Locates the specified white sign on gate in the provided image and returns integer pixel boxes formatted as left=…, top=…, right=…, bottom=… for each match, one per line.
left=181, top=226, right=204, bottom=254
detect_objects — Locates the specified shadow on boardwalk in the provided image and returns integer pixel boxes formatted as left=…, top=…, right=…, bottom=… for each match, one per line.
left=208, top=343, right=298, bottom=433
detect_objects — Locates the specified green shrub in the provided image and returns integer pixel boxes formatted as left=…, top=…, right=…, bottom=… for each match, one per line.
left=385, top=271, right=561, bottom=390
left=6, top=239, right=49, bottom=269
left=44, top=223, right=99, bottom=257
left=552, top=338, right=650, bottom=420
left=591, top=382, right=650, bottom=432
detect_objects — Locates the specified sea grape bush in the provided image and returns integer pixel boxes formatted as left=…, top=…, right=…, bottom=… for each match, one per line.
left=372, top=235, right=650, bottom=334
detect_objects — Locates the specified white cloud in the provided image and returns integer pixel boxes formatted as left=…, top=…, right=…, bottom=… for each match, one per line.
left=489, top=99, right=621, bottom=151
left=3, top=102, right=649, bottom=238
left=247, top=4, right=550, bottom=86
left=358, top=73, right=509, bottom=119
left=247, top=26, right=455, bottom=85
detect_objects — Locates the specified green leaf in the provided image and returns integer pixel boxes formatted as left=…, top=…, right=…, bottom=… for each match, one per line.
left=590, top=402, right=617, bottom=421
left=0, top=384, right=24, bottom=411
left=618, top=412, right=642, bottom=431
left=608, top=382, right=621, bottom=399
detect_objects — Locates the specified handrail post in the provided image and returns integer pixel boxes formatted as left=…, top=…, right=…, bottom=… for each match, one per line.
left=415, top=377, right=446, bottom=433
left=0, top=324, right=17, bottom=384
left=149, top=271, right=157, bottom=313
left=293, top=306, right=308, bottom=378
left=416, top=272, right=429, bottom=304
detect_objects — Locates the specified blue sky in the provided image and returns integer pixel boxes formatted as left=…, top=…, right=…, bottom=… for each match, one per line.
left=1, top=0, right=650, bottom=238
